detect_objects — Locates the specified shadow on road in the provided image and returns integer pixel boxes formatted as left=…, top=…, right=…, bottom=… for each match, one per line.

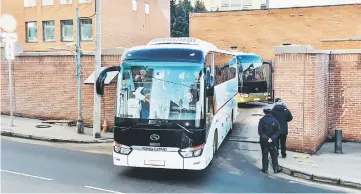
left=119, top=165, right=212, bottom=183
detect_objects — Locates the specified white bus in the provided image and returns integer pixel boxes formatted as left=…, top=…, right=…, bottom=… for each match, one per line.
left=96, top=37, right=239, bottom=170
left=227, top=49, right=274, bottom=104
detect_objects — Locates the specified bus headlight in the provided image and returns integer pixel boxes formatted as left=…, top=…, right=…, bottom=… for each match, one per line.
left=178, top=144, right=204, bottom=158
left=241, top=93, right=249, bottom=98
left=113, top=141, right=132, bottom=155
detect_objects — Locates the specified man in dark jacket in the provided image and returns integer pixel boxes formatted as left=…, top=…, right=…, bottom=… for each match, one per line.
left=258, top=108, right=282, bottom=173
left=271, top=98, right=293, bottom=158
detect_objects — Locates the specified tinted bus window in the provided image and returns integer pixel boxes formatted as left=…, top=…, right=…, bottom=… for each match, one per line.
left=123, top=48, right=204, bottom=63
left=214, top=53, right=236, bottom=86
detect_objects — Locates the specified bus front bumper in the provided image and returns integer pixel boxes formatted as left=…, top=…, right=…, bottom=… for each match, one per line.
left=237, top=93, right=268, bottom=103
left=113, top=150, right=209, bottom=170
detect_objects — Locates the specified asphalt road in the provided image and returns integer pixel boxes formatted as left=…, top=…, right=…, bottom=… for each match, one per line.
left=1, top=136, right=353, bottom=193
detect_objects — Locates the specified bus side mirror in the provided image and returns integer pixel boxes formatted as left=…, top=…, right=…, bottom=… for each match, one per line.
left=96, top=66, right=121, bottom=96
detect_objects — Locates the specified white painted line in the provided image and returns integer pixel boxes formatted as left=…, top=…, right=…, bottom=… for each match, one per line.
left=1, top=169, right=53, bottom=181
left=84, top=185, right=125, bottom=193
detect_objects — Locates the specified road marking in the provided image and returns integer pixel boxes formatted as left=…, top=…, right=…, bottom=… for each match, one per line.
left=1, top=169, right=53, bottom=181
left=84, top=185, right=125, bottom=193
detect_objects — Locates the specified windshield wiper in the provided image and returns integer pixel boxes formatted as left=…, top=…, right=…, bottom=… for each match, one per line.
left=120, top=123, right=141, bottom=132
left=143, top=75, right=194, bottom=88
left=170, top=121, right=193, bottom=134
left=154, top=119, right=193, bottom=134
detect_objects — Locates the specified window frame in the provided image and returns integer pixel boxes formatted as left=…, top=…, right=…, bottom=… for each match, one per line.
left=145, top=2, right=150, bottom=14
left=78, top=0, right=91, bottom=3
left=25, top=21, right=38, bottom=43
left=59, top=0, right=73, bottom=5
left=24, top=0, right=37, bottom=7
left=80, top=19, right=93, bottom=41
left=42, top=0, right=54, bottom=6
left=132, top=0, right=137, bottom=11
left=43, top=20, right=56, bottom=42
left=61, top=20, right=74, bottom=42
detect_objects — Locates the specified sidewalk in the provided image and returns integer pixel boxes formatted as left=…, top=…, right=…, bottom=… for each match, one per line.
left=1, top=115, right=113, bottom=143
left=243, top=141, right=361, bottom=189
left=232, top=103, right=361, bottom=189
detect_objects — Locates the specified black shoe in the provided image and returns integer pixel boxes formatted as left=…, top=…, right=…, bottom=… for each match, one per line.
left=274, top=169, right=282, bottom=174
left=282, top=154, right=287, bottom=158
left=261, top=169, right=268, bottom=173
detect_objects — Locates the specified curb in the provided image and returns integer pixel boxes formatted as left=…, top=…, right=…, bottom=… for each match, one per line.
left=1, top=131, right=114, bottom=144
left=280, top=165, right=361, bottom=190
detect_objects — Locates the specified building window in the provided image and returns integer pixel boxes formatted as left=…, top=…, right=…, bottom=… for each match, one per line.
left=24, top=0, right=36, bottom=7
left=43, top=20, right=56, bottom=42
left=132, top=0, right=137, bottom=11
left=26, top=22, right=38, bottom=42
left=59, top=0, right=72, bottom=4
left=80, top=19, right=92, bottom=41
left=78, top=0, right=91, bottom=3
left=145, top=3, right=149, bottom=14
left=42, top=0, right=54, bottom=6
left=61, top=20, right=73, bottom=41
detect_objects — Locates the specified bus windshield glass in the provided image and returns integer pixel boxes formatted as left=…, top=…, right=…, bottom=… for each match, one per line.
left=117, top=61, right=203, bottom=122
left=237, top=55, right=265, bottom=82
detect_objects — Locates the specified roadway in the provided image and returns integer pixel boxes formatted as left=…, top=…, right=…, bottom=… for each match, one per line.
left=0, top=103, right=356, bottom=193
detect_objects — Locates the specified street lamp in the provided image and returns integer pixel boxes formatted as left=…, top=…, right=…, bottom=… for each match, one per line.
left=49, top=45, right=84, bottom=134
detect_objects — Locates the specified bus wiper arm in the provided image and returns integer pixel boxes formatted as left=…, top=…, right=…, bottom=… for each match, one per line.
left=120, top=124, right=140, bottom=132
left=168, top=120, right=193, bottom=134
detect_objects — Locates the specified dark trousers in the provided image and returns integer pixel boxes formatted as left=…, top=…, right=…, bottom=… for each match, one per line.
left=276, top=134, right=287, bottom=157
left=260, top=143, right=279, bottom=171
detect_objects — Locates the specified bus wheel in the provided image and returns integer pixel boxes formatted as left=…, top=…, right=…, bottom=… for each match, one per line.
left=229, top=110, right=234, bottom=134
left=209, top=130, right=218, bottom=167
left=213, top=130, right=218, bottom=157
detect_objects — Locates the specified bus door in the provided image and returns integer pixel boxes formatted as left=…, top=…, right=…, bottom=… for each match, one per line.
left=262, top=61, right=274, bottom=102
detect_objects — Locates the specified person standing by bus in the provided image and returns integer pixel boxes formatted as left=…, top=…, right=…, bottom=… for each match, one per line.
left=258, top=108, right=282, bottom=174
left=271, top=98, right=293, bottom=158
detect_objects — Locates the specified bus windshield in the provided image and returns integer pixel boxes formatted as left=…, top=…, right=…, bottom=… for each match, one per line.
left=237, top=55, right=265, bottom=82
left=117, top=61, right=203, bottom=122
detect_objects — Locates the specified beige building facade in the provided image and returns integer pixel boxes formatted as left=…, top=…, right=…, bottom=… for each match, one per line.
left=1, top=0, right=170, bottom=51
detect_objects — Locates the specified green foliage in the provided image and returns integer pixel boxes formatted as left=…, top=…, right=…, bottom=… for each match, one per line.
left=170, top=0, right=207, bottom=37
left=193, top=0, right=207, bottom=13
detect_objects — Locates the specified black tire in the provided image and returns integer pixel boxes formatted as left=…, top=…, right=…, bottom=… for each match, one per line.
left=209, top=130, right=218, bottom=167
left=229, top=110, right=234, bottom=134
left=213, top=130, right=218, bottom=157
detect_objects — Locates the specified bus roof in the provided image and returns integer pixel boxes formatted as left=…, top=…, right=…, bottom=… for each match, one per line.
left=226, top=50, right=261, bottom=57
left=122, top=37, right=232, bottom=58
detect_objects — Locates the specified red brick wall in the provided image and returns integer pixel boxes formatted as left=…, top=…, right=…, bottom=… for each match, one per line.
left=274, top=49, right=361, bottom=153
left=328, top=53, right=361, bottom=141
left=273, top=54, right=307, bottom=151
left=0, top=52, right=119, bottom=129
left=273, top=53, right=330, bottom=153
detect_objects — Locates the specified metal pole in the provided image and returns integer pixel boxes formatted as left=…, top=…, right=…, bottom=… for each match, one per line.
left=76, top=8, right=84, bottom=134
left=8, top=58, right=13, bottom=126
left=93, top=0, right=101, bottom=138
left=335, top=128, right=342, bottom=154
